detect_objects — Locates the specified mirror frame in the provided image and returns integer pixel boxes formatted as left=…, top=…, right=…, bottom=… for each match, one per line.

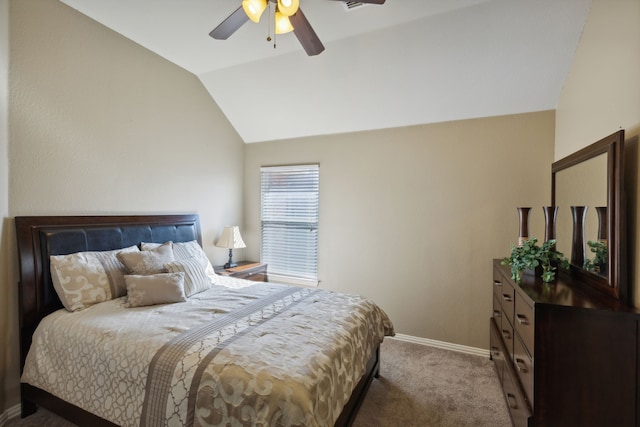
left=551, top=130, right=626, bottom=302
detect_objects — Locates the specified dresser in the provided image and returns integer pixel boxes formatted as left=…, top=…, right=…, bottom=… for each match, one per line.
left=490, top=259, right=639, bottom=427
left=214, top=261, right=268, bottom=282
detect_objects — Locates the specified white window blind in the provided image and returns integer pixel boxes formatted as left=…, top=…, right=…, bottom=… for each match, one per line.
left=261, top=164, right=319, bottom=281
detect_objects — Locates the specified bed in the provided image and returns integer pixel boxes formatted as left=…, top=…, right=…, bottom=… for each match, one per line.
left=15, top=214, right=394, bottom=427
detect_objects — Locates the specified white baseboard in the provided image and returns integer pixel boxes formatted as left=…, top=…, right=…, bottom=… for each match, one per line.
left=0, top=404, right=21, bottom=427
left=392, top=333, right=490, bottom=358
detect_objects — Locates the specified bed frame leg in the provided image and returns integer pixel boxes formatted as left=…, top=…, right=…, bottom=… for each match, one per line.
left=21, top=398, right=36, bottom=418
left=374, top=346, right=381, bottom=378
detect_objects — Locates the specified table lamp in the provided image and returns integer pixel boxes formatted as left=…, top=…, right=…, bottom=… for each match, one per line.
left=215, top=226, right=246, bottom=268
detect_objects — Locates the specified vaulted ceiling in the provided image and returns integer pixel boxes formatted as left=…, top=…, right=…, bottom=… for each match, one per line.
left=60, top=0, right=592, bottom=143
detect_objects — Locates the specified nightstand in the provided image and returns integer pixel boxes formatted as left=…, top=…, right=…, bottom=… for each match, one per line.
left=214, top=261, right=268, bottom=282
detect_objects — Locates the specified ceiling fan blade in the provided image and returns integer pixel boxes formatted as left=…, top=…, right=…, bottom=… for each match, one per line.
left=209, top=6, right=249, bottom=40
left=289, top=8, right=325, bottom=56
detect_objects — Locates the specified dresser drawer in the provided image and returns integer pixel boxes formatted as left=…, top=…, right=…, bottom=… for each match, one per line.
left=500, top=279, right=516, bottom=325
left=490, top=318, right=506, bottom=382
left=502, top=363, right=532, bottom=427
left=493, top=270, right=505, bottom=303
left=492, top=295, right=503, bottom=330
left=513, top=334, right=534, bottom=406
left=514, top=295, right=534, bottom=354
left=500, top=313, right=514, bottom=361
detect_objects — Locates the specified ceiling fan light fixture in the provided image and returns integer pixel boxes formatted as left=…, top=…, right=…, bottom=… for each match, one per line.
left=242, top=0, right=267, bottom=23
left=277, top=0, right=299, bottom=16
left=274, top=11, right=294, bottom=34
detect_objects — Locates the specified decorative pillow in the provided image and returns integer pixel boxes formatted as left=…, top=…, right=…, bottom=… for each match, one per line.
left=164, top=257, right=213, bottom=297
left=142, top=240, right=216, bottom=282
left=49, top=245, right=140, bottom=312
left=124, top=273, right=187, bottom=307
left=117, top=242, right=174, bottom=275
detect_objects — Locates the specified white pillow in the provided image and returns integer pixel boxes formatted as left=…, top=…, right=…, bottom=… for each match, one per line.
left=125, top=273, right=186, bottom=307
left=50, top=245, right=139, bottom=312
left=164, top=257, right=213, bottom=297
left=118, top=242, right=174, bottom=275
left=142, top=240, right=216, bottom=282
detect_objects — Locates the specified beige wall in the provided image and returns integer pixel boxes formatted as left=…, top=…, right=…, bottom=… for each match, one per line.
left=245, top=111, right=555, bottom=349
left=555, top=0, right=640, bottom=305
left=2, top=0, right=245, bottom=412
left=1, top=0, right=9, bottom=415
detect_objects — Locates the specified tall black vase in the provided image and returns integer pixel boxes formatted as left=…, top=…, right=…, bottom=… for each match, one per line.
left=543, top=206, right=558, bottom=245
left=570, top=206, right=587, bottom=267
left=595, top=206, right=608, bottom=242
left=595, top=206, right=608, bottom=276
left=517, top=207, right=531, bottom=246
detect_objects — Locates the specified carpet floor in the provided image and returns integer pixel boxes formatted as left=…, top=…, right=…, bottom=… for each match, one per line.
left=352, top=338, right=511, bottom=427
left=7, top=338, right=511, bottom=427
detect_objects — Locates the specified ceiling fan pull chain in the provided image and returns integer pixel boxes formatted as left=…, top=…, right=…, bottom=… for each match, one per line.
left=266, top=2, right=273, bottom=43
left=271, top=2, right=277, bottom=49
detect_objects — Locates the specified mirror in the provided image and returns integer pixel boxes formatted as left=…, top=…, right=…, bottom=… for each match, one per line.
left=551, top=130, right=626, bottom=302
left=555, top=154, right=608, bottom=274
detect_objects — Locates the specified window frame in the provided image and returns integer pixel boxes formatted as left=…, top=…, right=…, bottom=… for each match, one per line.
left=260, top=164, right=319, bottom=287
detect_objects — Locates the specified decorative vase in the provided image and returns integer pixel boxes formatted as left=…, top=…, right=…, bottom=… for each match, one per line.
left=523, top=265, right=557, bottom=283
left=517, top=207, right=531, bottom=246
left=570, top=206, right=587, bottom=267
left=523, top=265, right=544, bottom=278
left=595, top=206, right=608, bottom=242
left=543, top=206, right=558, bottom=245
left=595, top=206, right=608, bottom=275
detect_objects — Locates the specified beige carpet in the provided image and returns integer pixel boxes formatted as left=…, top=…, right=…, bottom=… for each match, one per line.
left=353, top=339, right=511, bottom=427
left=6, top=338, right=511, bottom=427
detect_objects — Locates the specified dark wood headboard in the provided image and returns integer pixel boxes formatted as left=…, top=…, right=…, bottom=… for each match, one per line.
left=14, top=214, right=202, bottom=372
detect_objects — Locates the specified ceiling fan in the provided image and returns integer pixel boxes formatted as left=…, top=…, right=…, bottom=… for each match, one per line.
left=209, top=0, right=386, bottom=56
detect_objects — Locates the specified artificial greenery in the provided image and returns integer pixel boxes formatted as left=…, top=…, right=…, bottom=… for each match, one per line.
left=583, top=240, right=607, bottom=273
left=502, top=238, right=570, bottom=283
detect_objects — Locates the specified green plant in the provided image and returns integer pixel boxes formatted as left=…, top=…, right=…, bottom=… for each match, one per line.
left=583, top=240, right=607, bottom=272
left=502, top=238, right=570, bottom=283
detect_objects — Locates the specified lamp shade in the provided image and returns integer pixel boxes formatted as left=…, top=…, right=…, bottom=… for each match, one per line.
left=277, top=0, right=299, bottom=16
left=275, top=12, right=294, bottom=34
left=215, top=226, right=247, bottom=249
left=242, top=0, right=267, bottom=23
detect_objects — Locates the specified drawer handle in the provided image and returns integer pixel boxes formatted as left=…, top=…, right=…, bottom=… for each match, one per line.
left=516, top=314, right=529, bottom=325
left=494, top=280, right=502, bottom=287
left=491, top=346, right=501, bottom=358
left=515, top=358, right=529, bottom=373
left=502, top=294, right=513, bottom=303
left=493, top=310, right=502, bottom=318
left=506, top=393, right=519, bottom=409
left=501, top=329, right=511, bottom=340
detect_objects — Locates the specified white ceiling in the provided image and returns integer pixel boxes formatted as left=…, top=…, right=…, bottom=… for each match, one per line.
left=60, top=0, right=592, bottom=143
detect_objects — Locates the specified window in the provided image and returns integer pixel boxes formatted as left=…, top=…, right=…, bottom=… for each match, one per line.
left=260, top=164, right=319, bottom=285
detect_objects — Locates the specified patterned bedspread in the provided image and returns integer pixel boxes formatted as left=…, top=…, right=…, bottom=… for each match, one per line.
left=21, top=277, right=394, bottom=427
